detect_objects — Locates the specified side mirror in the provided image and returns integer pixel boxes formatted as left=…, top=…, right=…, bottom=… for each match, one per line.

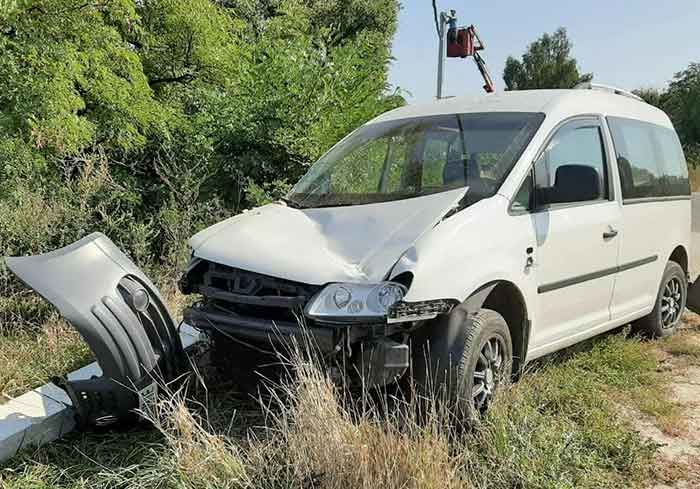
left=533, top=186, right=554, bottom=207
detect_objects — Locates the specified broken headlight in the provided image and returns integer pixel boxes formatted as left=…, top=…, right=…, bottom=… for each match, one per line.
left=387, top=299, right=458, bottom=324
left=305, top=282, right=407, bottom=322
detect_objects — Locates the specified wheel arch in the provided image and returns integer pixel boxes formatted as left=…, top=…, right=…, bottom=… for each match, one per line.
left=669, top=244, right=689, bottom=276
left=464, top=280, right=531, bottom=375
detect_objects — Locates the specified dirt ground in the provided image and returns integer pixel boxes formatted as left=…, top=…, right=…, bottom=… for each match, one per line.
left=633, top=314, right=700, bottom=489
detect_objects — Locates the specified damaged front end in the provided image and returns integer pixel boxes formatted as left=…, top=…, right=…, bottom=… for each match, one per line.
left=5, top=232, right=415, bottom=430
left=5, top=233, right=188, bottom=428
left=180, top=259, right=412, bottom=386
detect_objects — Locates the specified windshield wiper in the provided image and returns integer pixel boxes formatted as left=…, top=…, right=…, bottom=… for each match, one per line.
left=280, top=196, right=305, bottom=209
left=442, top=187, right=471, bottom=220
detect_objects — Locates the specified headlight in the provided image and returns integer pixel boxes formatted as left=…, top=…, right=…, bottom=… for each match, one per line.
left=305, top=282, right=407, bottom=322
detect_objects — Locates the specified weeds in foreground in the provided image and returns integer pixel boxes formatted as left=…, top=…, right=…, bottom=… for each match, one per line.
left=0, top=314, right=92, bottom=402
left=660, top=322, right=700, bottom=362
left=2, top=330, right=664, bottom=489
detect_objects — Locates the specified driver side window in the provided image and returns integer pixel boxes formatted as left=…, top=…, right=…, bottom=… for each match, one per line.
left=539, top=123, right=609, bottom=201
left=512, top=119, right=609, bottom=212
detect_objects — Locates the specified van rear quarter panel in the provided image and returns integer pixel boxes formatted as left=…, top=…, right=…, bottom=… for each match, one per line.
left=611, top=199, right=691, bottom=319
left=390, top=195, right=539, bottom=325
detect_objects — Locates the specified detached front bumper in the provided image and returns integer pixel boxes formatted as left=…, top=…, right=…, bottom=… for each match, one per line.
left=5, top=233, right=188, bottom=428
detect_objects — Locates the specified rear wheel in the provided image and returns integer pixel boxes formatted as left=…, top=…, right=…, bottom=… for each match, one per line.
left=633, top=261, right=687, bottom=338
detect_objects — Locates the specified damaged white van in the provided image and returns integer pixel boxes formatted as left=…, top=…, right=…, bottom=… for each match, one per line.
left=6, top=85, right=696, bottom=426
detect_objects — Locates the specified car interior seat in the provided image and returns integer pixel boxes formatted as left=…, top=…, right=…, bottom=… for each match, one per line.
left=617, top=156, right=635, bottom=197
left=552, top=164, right=601, bottom=203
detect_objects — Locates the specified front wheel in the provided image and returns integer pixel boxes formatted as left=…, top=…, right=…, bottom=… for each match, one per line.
left=456, top=309, right=513, bottom=413
left=633, top=261, right=687, bottom=338
left=412, top=307, right=513, bottom=416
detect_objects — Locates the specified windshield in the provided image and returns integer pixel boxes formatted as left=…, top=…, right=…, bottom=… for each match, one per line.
left=288, top=112, right=545, bottom=208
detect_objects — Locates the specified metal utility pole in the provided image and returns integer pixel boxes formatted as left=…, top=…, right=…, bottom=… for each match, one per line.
left=435, top=6, right=496, bottom=99
left=436, top=10, right=456, bottom=100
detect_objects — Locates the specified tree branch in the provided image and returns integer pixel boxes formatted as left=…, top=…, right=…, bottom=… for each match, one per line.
left=148, top=73, right=195, bottom=87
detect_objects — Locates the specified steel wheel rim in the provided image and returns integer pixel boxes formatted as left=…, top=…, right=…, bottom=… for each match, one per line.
left=661, top=276, right=683, bottom=328
left=472, top=336, right=505, bottom=410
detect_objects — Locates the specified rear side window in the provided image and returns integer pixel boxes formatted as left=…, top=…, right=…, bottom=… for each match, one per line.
left=607, top=117, right=690, bottom=200
left=656, top=129, right=690, bottom=196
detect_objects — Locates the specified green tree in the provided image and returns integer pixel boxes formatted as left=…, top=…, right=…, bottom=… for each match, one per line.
left=663, top=63, right=700, bottom=149
left=208, top=0, right=402, bottom=201
left=0, top=0, right=402, bottom=268
left=633, top=87, right=665, bottom=109
left=0, top=1, right=163, bottom=157
left=503, top=27, right=592, bottom=90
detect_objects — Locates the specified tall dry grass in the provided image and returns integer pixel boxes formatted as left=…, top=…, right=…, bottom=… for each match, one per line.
left=3, top=321, right=673, bottom=489
left=109, top=331, right=657, bottom=489
left=136, top=339, right=462, bottom=489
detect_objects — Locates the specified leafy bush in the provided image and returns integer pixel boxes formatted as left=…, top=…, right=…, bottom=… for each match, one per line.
left=0, top=0, right=402, bottom=271
left=0, top=0, right=403, bottom=395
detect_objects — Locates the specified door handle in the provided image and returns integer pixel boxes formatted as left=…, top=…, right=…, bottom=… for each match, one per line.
left=603, top=227, right=619, bottom=239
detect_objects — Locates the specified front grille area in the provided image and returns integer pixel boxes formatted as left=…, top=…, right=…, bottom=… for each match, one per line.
left=182, top=260, right=321, bottom=322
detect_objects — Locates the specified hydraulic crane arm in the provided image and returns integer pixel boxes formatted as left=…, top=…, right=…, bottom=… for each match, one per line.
left=437, top=7, right=496, bottom=97
left=466, top=25, right=495, bottom=93
left=472, top=51, right=495, bottom=94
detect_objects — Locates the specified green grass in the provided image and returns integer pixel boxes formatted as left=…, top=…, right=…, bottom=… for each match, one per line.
left=463, top=334, right=660, bottom=489
left=1, top=331, right=670, bottom=489
left=0, top=313, right=92, bottom=402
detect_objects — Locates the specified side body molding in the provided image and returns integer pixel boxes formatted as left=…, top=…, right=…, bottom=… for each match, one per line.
left=5, top=233, right=188, bottom=427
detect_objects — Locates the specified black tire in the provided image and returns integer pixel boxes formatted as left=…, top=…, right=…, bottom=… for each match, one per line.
left=633, top=261, right=687, bottom=338
left=411, top=307, right=513, bottom=416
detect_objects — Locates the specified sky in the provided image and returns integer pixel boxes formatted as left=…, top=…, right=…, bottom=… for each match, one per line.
left=389, top=1, right=700, bottom=103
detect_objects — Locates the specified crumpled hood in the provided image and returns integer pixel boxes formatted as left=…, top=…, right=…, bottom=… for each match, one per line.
left=189, top=188, right=466, bottom=285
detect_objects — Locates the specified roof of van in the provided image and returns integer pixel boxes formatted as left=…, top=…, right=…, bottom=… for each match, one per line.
left=370, top=89, right=673, bottom=129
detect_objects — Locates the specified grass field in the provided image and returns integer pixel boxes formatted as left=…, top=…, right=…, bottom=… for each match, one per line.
left=2, top=314, right=700, bottom=489
left=0, top=293, right=92, bottom=403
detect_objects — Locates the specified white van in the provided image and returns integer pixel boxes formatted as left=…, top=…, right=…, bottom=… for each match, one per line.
left=7, top=86, right=694, bottom=423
